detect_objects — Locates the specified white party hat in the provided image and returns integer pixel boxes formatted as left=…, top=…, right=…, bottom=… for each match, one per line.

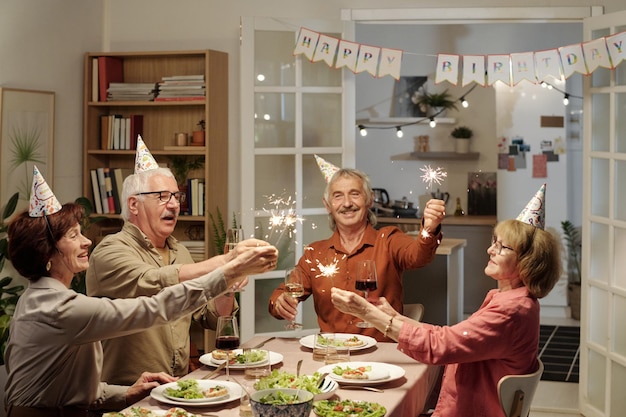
left=516, top=183, right=546, bottom=230
left=29, top=165, right=62, bottom=217
left=314, top=154, right=340, bottom=183
left=134, top=135, right=159, bottom=173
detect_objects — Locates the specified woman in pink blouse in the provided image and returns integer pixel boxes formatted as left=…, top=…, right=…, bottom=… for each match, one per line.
left=331, top=214, right=561, bottom=417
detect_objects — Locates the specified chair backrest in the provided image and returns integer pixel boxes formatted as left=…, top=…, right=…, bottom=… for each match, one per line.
left=403, top=303, right=425, bottom=321
left=497, top=358, right=544, bottom=417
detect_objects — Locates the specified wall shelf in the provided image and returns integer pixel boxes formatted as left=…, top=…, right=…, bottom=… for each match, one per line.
left=391, top=151, right=480, bottom=161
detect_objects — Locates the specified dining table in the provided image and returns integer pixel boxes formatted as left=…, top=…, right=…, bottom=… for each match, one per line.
left=122, top=334, right=442, bottom=416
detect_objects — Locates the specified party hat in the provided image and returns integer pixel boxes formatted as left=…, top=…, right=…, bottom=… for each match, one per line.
left=29, top=165, right=62, bottom=217
left=314, top=154, right=340, bottom=183
left=516, top=183, right=546, bottom=230
left=134, top=135, right=159, bottom=173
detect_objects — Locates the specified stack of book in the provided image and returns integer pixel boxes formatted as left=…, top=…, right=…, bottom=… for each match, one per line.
left=107, top=82, right=157, bottom=101
left=155, top=75, right=205, bottom=102
left=100, top=114, right=143, bottom=150
left=180, top=241, right=206, bottom=262
left=184, top=178, right=205, bottom=216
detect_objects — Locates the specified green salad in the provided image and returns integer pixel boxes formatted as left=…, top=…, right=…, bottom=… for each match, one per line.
left=313, top=399, right=386, bottom=417
left=258, top=390, right=305, bottom=405
left=253, top=369, right=323, bottom=394
left=233, top=349, right=267, bottom=364
left=164, top=379, right=204, bottom=399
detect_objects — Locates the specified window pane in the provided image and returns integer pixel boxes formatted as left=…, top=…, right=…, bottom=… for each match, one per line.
left=588, top=349, right=606, bottom=412
left=302, top=213, right=333, bottom=247
left=611, top=361, right=626, bottom=414
left=616, top=25, right=626, bottom=86
left=254, top=277, right=286, bottom=333
left=617, top=160, right=626, bottom=221
left=303, top=93, right=342, bottom=147
left=255, top=155, right=295, bottom=210
left=617, top=93, right=626, bottom=153
left=591, top=28, right=610, bottom=87
left=613, top=294, right=626, bottom=356
left=591, top=158, right=609, bottom=218
left=303, top=55, right=341, bottom=87
left=255, top=31, right=295, bottom=87
left=590, top=222, right=609, bottom=284
left=590, top=286, right=609, bottom=348
left=615, top=227, right=626, bottom=290
left=255, top=93, right=295, bottom=148
left=591, top=93, right=610, bottom=152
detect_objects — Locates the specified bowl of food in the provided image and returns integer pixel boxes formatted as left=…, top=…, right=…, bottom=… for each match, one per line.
left=250, top=388, right=314, bottom=417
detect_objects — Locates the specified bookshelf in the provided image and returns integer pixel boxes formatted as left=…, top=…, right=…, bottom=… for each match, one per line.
left=82, top=50, right=228, bottom=258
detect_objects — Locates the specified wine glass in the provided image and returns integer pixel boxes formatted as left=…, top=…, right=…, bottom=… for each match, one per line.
left=215, top=315, right=240, bottom=380
left=355, top=260, right=378, bottom=328
left=284, top=267, right=304, bottom=330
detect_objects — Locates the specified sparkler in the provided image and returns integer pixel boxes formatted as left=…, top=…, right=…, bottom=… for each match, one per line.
left=262, top=193, right=304, bottom=247
left=420, top=165, right=447, bottom=189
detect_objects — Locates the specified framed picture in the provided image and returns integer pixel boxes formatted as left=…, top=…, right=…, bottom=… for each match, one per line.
left=390, top=76, right=427, bottom=117
left=0, top=87, right=55, bottom=212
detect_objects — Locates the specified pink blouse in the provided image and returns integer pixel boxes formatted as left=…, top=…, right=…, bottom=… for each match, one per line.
left=398, top=286, right=540, bottom=417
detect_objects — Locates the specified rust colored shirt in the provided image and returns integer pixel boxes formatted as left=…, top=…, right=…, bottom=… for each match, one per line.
left=269, top=224, right=441, bottom=341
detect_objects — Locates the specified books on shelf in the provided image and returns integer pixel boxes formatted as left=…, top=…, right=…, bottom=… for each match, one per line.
left=90, top=167, right=132, bottom=214
left=184, top=178, right=205, bottom=216
left=100, top=114, right=143, bottom=150
left=97, top=56, right=124, bottom=102
left=155, top=74, right=205, bottom=101
left=179, top=241, right=206, bottom=262
left=107, top=82, right=157, bottom=101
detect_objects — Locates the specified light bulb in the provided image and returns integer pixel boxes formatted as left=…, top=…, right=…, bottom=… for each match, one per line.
left=429, top=117, right=437, bottom=128
left=461, top=98, right=469, bottom=108
left=563, top=94, right=570, bottom=106
left=396, top=127, right=403, bottom=138
left=358, top=125, right=367, bottom=137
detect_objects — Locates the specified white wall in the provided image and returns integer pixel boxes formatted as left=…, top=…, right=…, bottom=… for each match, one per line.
left=0, top=0, right=103, bottom=204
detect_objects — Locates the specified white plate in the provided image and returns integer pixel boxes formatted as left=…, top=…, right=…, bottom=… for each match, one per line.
left=150, top=379, right=242, bottom=407
left=317, top=361, right=406, bottom=386
left=299, top=333, right=377, bottom=351
left=199, top=349, right=283, bottom=369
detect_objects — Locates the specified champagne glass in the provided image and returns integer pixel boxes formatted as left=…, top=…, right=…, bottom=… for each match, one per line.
left=284, top=267, right=304, bottom=330
left=224, top=228, right=245, bottom=292
left=355, top=260, right=378, bottom=328
left=215, top=315, right=240, bottom=380
left=224, top=227, right=244, bottom=254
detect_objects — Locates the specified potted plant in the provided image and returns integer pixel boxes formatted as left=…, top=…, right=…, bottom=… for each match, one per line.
left=415, top=89, right=458, bottom=117
left=451, top=126, right=473, bottom=154
left=561, top=220, right=581, bottom=320
left=191, top=119, right=206, bottom=146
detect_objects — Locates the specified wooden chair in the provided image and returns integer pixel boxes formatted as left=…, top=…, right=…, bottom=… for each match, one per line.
left=403, top=303, right=425, bottom=321
left=497, top=358, right=544, bottom=417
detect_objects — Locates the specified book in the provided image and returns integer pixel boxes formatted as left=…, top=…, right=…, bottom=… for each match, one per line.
left=112, top=115, right=123, bottom=150
left=197, top=179, right=205, bottom=216
left=100, top=115, right=110, bottom=150
left=96, top=167, right=109, bottom=214
left=129, top=114, right=143, bottom=150
left=154, top=96, right=205, bottom=102
left=103, top=168, right=116, bottom=213
left=90, top=169, right=103, bottom=214
left=190, top=178, right=200, bottom=216
left=92, top=58, right=99, bottom=101
left=112, top=168, right=126, bottom=208
left=108, top=168, right=122, bottom=214
left=97, top=56, right=124, bottom=103
left=163, top=145, right=205, bottom=151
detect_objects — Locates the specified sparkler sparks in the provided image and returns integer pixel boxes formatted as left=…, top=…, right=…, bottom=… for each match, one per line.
left=262, top=193, right=304, bottom=246
left=420, top=165, right=447, bottom=189
left=315, top=258, right=340, bottom=279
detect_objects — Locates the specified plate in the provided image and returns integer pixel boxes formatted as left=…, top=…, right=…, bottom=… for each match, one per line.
left=150, top=379, right=242, bottom=407
left=299, top=333, right=377, bottom=351
left=199, top=349, right=284, bottom=369
left=317, top=361, right=406, bottom=386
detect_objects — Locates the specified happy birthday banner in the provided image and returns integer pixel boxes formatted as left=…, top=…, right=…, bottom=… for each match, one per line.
left=293, top=27, right=626, bottom=86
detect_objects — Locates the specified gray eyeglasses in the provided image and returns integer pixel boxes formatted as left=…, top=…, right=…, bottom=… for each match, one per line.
left=135, top=191, right=186, bottom=204
left=491, top=236, right=515, bottom=255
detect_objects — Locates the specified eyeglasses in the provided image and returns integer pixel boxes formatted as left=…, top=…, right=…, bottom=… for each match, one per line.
left=491, top=236, right=516, bottom=255
left=135, top=191, right=186, bottom=204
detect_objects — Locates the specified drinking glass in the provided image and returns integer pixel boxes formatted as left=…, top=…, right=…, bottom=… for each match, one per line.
left=224, top=227, right=244, bottom=254
left=355, top=260, right=378, bottom=328
left=225, top=228, right=245, bottom=292
left=215, top=315, right=240, bottom=380
left=284, top=267, right=304, bottom=330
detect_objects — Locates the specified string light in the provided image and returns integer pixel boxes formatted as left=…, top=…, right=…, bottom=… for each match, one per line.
left=355, top=81, right=580, bottom=138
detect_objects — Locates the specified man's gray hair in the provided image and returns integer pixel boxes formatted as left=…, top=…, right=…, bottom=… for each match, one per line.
left=323, top=168, right=377, bottom=231
left=121, top=167, right=175, bottom=220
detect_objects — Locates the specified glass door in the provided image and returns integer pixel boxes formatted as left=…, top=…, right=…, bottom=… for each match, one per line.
left=239, top=16, right=353, bottom=341
left=581, top=9, right=626, bottom=417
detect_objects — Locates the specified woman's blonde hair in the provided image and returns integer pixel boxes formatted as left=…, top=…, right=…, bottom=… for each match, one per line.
left=495, top=219, right=562, bottom=298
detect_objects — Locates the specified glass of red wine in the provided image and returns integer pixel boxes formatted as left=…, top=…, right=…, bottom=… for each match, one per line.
left=215, top=315, right=240, bottom=380
left=355, top=260, right=378, bottom=328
